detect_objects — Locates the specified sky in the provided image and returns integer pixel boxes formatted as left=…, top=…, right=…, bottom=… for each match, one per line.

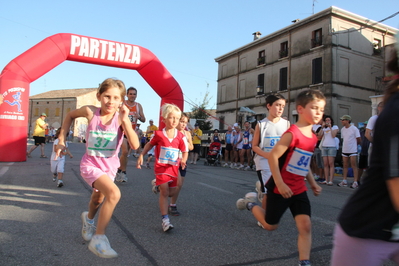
left=1, top=0, right=398, bottom=130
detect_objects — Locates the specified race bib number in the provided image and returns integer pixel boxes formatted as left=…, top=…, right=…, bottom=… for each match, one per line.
left=243, top=137, right=249, bottom=145
left=158, top=146, right=179, bottom=166
left=128, top=114, right=137, bottom=124
left=286, top=148, right=313, bottom=176
left=87, top=130, right=118, bottom=158
left=262, top=136, right=281, bottom=152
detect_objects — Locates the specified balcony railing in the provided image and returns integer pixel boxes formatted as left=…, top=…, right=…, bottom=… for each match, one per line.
left=279, top=49, right=288, bottom=58
left=311, top=36, right=323, bottom=48
left=257, top=56, right=265, bottom=65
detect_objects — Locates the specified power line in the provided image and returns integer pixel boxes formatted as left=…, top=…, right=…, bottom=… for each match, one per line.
left=333, top=11, right=399, bottom=35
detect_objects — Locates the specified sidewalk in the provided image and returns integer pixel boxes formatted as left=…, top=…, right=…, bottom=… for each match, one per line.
left=0, top=141, right=151, bottom=266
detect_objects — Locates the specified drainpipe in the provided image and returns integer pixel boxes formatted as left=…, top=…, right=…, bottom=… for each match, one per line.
left=29, top=99, right=33, bottom=138
left=235, top=52, right=240, bottom=121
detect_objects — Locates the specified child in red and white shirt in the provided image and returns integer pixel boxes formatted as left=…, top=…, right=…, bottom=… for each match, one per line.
left=137, top=103, right=188, bottom=232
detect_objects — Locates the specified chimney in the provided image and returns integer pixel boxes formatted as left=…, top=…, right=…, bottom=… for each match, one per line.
left=252, top=31, right=262, bottom=41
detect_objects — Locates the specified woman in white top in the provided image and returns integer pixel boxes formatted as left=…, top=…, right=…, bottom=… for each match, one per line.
left=320, top=115, right=339, bottom=185
left=252, top=93, right=290, bottom=209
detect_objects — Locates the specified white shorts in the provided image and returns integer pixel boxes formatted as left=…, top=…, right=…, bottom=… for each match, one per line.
left=257, top=169, right=272, bottom=194
left=51, top=159, right=65, bottom=174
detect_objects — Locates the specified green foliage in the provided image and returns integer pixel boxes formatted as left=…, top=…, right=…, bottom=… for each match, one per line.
left=190, top=91, right=213, bottom=131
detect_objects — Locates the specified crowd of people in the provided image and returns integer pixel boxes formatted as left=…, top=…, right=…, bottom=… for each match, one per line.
left=19, top=44, right=399, bottom=264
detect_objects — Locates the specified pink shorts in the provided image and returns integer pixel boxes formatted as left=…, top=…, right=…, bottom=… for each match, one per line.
left=80, top=165, right=116, bottom=188
left=155, top=174, right=178, bottom=188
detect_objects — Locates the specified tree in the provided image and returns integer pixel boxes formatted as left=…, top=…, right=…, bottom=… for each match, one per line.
left=190, top=91, right=213, bottom=131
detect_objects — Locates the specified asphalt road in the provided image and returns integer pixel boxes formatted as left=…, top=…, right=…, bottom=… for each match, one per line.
left=0, top=141, right=396, bottom=266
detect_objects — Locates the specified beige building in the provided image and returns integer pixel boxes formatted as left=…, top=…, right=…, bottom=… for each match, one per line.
left=28, top=88, right=99, bottom=140
left=214, top=6, right=397, bottom=128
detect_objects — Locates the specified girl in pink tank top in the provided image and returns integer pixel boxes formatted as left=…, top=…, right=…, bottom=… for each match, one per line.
left=55, top=78, right=139, bottom=258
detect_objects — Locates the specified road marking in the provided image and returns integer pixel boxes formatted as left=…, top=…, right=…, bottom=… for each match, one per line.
left=197, top=182, right=234, bottom=194
left=0, top=167, right=9, bottom=177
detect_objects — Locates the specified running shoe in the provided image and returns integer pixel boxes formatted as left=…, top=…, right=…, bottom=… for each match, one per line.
left=236, top=192, right=257, bottom=210
left=57, top=180, right=64, bottom=187
left=257, top=221, right=265, bottom=229
left=52, top=174, right=57, bottom=182
left=244, top=166, right=251, bottom=171
left=151, top=179, right=159, bottom=194
left=327, top=181, right=333, bottom=186
left=162, top=217, right=174, bottom=232
left=255, top=181, right=263, bottom=203
left=169, top=206, right=180, bottom=216
left=115, top=172, right=122, bottom=182
left=350, top=181, right=359, bottom=189
left=236, top=164, right=244, bottom=170
left=337, top=180, right=348, bottom=187
left=81, top=211, right=96, bottom=241
left=88, top=234, right=118, bottom=258
left=318, top=179, right=327, bottom=184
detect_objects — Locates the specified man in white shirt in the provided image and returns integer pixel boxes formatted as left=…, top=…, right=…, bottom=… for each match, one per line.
left=365, top=102, right=383, bottom=164
left=338, top=115, right=361, bottom=188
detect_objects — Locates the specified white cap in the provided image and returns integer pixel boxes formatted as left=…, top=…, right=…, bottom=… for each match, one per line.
left=233, top=123, right=238, bottom=127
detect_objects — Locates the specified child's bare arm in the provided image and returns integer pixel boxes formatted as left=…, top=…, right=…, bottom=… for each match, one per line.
left=137, top=142, right=154, bottom=169
left=268, top=132, right=293, bottom=198
left=56, top=106, right=94, bottom=159
left=252, top=123, right=270, bottom=160
left=306, top=170, right=322, bottom=196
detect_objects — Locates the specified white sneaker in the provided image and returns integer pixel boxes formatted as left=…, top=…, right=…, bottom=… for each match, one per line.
left=244, top=166, right=251, bottom=171
left=236, top=192, right=257, bottom=210
left=230, top=163, right=236, bottom=169
left=57, top=180, right=64, bottom=187
left=151, top=179, right=159, bottom=194
left=88, top=234, right=118, bottom=258
left=162, top=217, right=174, bottom=232
left=255, top=181, right=264, bottom=203
left=52, top=174, right=57, bottom=182
left=337, top=180, right=348, bottom=187
left=350, top=181, right=359, bottom=189
left=115, top=172, right=122, bottom=182
left=81, top=211, right=96, bottom=241
left=236, top=164, right=244, bottom=170
left=257, top=221, right=265, bottom=229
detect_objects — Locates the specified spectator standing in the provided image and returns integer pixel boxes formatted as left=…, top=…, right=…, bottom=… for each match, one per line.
left=320, top=115, right=339, bottom=185
left=146, top=119, right=158, bottom=141
left=238, top=121, right=253, bottom=170
left=365, top=101, right=383, bottom=164
left=337, top=115, right=361, bottom=188
left=189, top=123, right=202, bottom=164
left=223, top=126, right=234, bottom=167
left=358, top=121, right=370, bottom=184
left=27, top=113, right=48, bottom=158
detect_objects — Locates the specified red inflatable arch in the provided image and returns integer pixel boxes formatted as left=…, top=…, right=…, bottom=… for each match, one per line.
left=0, top=33, right=184, bottom=162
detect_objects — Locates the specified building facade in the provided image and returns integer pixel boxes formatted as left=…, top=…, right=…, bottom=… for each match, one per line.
left=28, top=88, right=99, bottom=140
left=214, top=6, right=397, bottom=128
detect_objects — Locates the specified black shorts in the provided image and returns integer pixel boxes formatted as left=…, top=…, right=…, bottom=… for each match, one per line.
left=265, top=191, right=311, bottom=225
left=33, top=136, right=46, bottom=146
left=140, top=142, right=146, bottom=149
left=190, top=144, right=201, bottom=154
left=179, top=165, right=187, bottom=177
left=358, top=154, right=368, bottom=169
left=225, top=144, right=233, bottom=151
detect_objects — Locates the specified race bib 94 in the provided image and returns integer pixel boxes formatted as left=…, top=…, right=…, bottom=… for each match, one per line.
left=286, top=148, right=313, bottom=177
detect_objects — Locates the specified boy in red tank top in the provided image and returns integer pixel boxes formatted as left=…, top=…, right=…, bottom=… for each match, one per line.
left=236, top=89, right=325, bottom=266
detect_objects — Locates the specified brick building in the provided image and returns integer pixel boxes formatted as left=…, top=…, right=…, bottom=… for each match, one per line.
left=28, top=88, right=99, bottom=140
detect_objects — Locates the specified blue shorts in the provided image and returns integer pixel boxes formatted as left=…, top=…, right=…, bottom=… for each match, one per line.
left=321, top=146, right=337, bottom=157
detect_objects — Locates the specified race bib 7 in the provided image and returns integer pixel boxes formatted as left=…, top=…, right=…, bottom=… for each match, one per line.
left=87, top=130, right=118, bottom=158
left=286, top=148, right=313, bottom=177
left=158, top=146, right=179, bottom=166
